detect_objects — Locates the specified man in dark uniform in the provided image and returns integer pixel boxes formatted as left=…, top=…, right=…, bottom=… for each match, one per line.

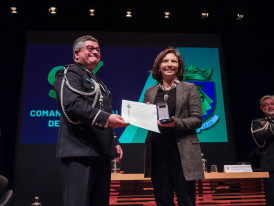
left=54, top=35, right=129, bottom=206
left=251, top=95, right=274, bottom=206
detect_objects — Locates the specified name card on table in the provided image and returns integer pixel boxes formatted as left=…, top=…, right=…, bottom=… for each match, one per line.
left=224, top=165, right=253, bottom=173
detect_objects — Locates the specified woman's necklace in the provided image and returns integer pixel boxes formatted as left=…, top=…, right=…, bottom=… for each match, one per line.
left=163, top=85, right=170, bottom=101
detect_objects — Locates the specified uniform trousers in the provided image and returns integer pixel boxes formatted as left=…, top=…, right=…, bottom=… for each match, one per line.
left=60, top=156, right=111, bottom=206
left=264, top=171, right=274, bottom=206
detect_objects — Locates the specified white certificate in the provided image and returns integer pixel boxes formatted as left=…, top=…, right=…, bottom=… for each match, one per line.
left=121, top=100, right=160, bottom=133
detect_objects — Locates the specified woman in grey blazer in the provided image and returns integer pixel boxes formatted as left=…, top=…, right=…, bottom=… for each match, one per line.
left=143, top=48, right=204, bottom=206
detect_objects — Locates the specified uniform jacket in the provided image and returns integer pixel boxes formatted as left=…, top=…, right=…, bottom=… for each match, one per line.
left=251, top=117, right=274, bottom=171
left=54, top=64, right=119, bottom=158
left=143, top=81, right=204, bottom=181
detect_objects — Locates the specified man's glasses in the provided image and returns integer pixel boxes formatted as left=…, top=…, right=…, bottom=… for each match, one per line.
left=85, top=46, right=101, bottom=53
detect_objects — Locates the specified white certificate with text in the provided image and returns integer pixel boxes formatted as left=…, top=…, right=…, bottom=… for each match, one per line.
left=121, top=99, right=160, bottom=133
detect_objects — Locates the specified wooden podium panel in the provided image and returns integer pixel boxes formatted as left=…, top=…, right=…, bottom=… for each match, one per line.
left=110, top=174, right=154, bottom=205
left=197, top=172, right=269, bottom=206
left=110, top=172, right=269, bottom=206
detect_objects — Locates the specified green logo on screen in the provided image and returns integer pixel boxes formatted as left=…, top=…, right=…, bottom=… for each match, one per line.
left=47, top=62, right=104, bottom=99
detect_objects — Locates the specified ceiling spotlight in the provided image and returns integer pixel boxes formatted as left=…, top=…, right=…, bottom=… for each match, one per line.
left=89, top=9, right=95, bottom=16
left=49, top=6, right=57, bottom=14
left=164, top=11, right=171, bottom=19
left=201, top=12, right=209, bottom=19
left=126, top=9, right=132, bottom=18
left=10, top=6, right=18, bottom=14
left=236, top=13, right=244, bottom=21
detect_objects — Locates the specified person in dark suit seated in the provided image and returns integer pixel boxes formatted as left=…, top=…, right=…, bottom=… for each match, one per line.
left=143, top=48, right=204, bottom=206
left=54, top=35, right=129, bottom=206
left=251, top=95, right=274, bottom=206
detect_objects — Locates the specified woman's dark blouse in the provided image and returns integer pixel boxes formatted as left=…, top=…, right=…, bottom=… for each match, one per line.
left=151, top=87, right=178, bottom=160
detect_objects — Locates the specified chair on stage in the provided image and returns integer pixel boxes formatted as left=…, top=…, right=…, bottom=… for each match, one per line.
left=0, top=175, right=13, bottom=206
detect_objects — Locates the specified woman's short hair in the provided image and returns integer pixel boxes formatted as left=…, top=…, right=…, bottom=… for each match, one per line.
left=151, top=47, right=185, bottom=82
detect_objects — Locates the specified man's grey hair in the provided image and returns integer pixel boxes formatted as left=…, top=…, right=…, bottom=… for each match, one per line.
left=73, top=35, right=99, bottom=61
left=260, top=95, right=274, bottom=105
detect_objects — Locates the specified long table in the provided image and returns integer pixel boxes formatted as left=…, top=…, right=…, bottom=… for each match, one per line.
left=110, top=172, right=269, bottom=206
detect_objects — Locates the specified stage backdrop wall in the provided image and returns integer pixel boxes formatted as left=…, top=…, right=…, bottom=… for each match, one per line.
left=15, top=31, right=237, bottom=206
